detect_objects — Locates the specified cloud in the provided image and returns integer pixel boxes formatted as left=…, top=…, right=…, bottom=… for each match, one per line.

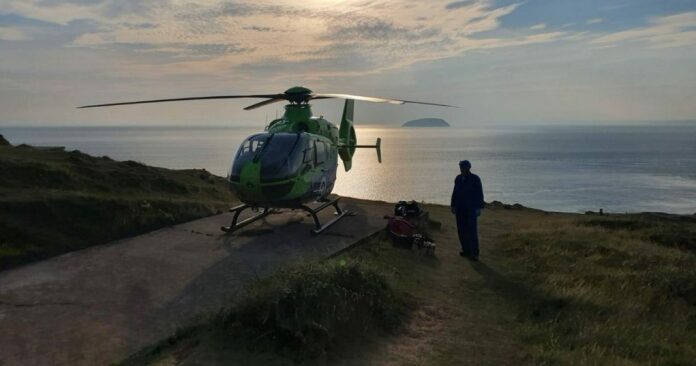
left=445, top=1, right=475, bottom=10
left=5, top=1, right=696, bottom=126
left=74, top=41, right=256, bottom=60
left=0, top=26, right=30, bottom=41
left=4, top=1, right=105, bottom=25
left=321, top=16, right=440, bottom=42
left=11, top=0, right=168, bottom=20
left=0, top=12, right=60, bottom=27
left=2, top=0, right=568, bottom=79
left=100, top=0, right=168, bottom=17
left=186, top=43, right=256, bottom=56
left=122, top=22, right=157, bottom=30
left=242, top=25, right=287, bottom=32
left=592, top=12, right=696, bottom=48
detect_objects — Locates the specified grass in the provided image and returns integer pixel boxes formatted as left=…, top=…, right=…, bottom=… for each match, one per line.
left=0, top=142, right=237, bottom=270
left=120, top=206, right=696, bottom=365
left=583, top=214, right=696, bottom=253
left=494, top=212, right=696, bottom=365
left=117, top=208, right=529, bottom=365
left=119, top=259, right=407, bottom=366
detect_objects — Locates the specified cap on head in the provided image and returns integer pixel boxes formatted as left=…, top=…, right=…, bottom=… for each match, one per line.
left=459, top=160, right=471, bottom=168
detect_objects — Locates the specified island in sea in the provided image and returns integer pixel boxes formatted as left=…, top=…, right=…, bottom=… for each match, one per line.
left=402, top=118, right=450, bottom=127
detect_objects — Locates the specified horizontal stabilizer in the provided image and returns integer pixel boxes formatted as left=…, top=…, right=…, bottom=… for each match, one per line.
left=337, top=138, right=382, bottom=164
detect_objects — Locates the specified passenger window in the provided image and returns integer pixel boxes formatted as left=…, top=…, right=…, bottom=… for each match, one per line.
left=303, top=146, right=314, bottom=164
left=315, top=141, right=326, bottom=165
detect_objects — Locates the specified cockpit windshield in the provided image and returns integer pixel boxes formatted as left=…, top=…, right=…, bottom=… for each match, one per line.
left=230, top=133, right=308, bottom=182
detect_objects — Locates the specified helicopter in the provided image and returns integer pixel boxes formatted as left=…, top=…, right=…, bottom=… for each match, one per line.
left=79, top=86, right=454, bottom=234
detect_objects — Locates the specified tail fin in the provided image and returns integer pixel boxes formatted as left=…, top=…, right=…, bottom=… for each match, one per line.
left=338, top=99, right=356, bottom=172
left=337, top=100, right=382, bottom=171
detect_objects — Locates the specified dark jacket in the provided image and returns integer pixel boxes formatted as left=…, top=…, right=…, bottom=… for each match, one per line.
left=451, top=173, right=484, bottom=213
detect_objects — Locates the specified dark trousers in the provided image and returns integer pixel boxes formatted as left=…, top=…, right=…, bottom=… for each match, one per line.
left=456, top=211, right=479, bottom=257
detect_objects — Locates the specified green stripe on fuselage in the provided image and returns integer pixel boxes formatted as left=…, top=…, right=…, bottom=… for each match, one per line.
left=239, top=160, right=262, bottom=202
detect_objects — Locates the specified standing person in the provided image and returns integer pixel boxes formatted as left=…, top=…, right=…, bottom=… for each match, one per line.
left=450, top=160, right=484, bottom=261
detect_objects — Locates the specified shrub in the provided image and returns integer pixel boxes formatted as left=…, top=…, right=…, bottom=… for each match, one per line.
left=222, top=261, right=404, bottom=357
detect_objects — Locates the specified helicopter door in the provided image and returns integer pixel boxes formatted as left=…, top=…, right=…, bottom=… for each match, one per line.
left=301, top=139, right=314, bottom=173
left=314, top=140, right=330, bottom=197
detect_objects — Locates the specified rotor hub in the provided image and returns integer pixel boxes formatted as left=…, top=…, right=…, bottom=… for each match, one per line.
left=284, top=86, right=313, bottom=104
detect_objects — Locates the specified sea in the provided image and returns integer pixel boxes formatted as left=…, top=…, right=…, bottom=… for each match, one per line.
left=2, top=123, right=696, bottom=214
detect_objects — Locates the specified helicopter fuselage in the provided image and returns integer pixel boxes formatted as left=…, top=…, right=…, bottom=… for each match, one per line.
left=227, top=103, right=342, bottom=208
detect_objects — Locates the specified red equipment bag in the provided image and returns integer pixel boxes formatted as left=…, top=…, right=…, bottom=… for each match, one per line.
left=387, top=216, right=416, bottom=247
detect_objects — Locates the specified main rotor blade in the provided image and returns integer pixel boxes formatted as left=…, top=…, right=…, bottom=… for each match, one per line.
left=77, top=94, right=286, bottom=109
left=312, top=93, right=458, bottom=108
left=243, top=98, right=286, bottom=111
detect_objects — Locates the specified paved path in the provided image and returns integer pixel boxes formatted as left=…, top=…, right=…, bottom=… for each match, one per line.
left=0, top=198, right=392, bottom=366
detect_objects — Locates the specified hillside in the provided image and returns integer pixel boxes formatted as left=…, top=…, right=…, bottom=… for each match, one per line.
left=0, top=136, right=237, bottom=270
left=2, top=134, right=695, bottom=365
left=119, top=204, right=696, bottom=365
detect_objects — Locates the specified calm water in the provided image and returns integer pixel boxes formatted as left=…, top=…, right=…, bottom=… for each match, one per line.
left=3, top=124, right=696, bottom=214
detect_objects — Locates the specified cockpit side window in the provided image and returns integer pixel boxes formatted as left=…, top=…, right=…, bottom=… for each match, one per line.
left=231, top=134, right=267, bottom=178
left=238, top=135, right=265, bottom=157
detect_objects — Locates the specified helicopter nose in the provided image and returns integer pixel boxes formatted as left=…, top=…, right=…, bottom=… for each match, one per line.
left=237, top=161, right=263, bottom=201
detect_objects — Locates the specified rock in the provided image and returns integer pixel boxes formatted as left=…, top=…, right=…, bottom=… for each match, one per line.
left=486, top=200, right=505, bottom=208
left=402, top=118, right=450, bottom=127
left=485, top=201, right=525, bottom=210
left=0, top=134, right=11, bottom=146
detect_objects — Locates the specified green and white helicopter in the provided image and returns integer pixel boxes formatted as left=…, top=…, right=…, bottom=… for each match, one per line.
left=79, top=86, right=453, bottom=234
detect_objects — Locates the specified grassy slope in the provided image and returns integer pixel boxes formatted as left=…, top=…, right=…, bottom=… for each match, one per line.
left=119, top=204, right=696, bottom=366
left=0, top=142, right=237, bottom=270
left=497, top=211, right=696, bottom=365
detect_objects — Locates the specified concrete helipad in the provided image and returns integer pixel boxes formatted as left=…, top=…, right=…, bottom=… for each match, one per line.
left=0, top=197, right=392, bottom=366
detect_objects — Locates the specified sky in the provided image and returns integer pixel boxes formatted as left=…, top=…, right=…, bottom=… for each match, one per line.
left=1, top=0, right=695, bottom=126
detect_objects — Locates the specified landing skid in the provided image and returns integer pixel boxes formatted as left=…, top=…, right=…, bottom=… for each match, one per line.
left=300, top=196, right=350, bottom=235
left=220, top=197, right=350, bottom=235
left=220, top=204, right=271, bottom=233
